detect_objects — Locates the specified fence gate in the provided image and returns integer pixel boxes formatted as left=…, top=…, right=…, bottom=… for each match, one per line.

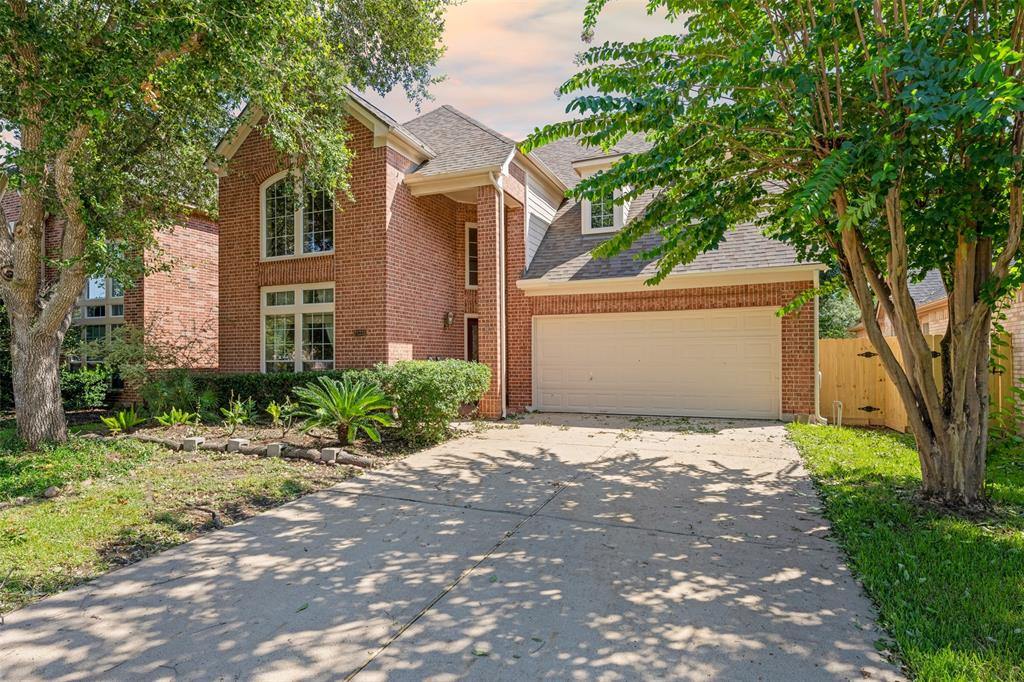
left=819, top=335, right=1014, bottom=432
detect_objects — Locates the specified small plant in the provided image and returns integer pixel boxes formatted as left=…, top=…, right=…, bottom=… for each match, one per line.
left=100, top=407, right=146, bottom=435
left=266, top=398, right=296, bottom=438
left=220, top=394, right=255, bottom=435
left=291, top=376, right=396, bottom=445
left=155, top=406, right=198, bottom=427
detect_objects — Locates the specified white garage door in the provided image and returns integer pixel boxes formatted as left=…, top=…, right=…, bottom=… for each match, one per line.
left=533, top=308, right=781, bottom=419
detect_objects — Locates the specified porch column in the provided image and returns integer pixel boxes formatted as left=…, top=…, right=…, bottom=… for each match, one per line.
left=504, top=202, right=531, bottom=412
left=476, top=184, right=503, bottom=417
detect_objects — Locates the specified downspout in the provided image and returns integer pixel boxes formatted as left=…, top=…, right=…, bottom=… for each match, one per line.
left=488, top=171, right=507, bottom=418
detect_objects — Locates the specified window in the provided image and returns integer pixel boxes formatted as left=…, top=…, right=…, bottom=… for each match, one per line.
left=111, top=304, right=124, bottom=317
left=589, top=193, right=615, bottom=231
left=465, top=223, right=478, bottom=288
left=85, top=305, right=106, bottom=318
left=86, top=276, right=106, bottom=300
left=262, top=173, right=335, bottom=259
left=261, top=283, right=335, bottom=372
left=466, top=316, right=479, bottom=362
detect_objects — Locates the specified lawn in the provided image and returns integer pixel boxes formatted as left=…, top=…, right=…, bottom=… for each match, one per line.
left=0, top=427, right=356, bottom=613
left=788, top=424, right=1024, bottom=681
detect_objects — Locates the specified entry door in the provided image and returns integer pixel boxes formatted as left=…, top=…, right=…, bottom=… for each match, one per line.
left=533, top=308, right=781, bottom=419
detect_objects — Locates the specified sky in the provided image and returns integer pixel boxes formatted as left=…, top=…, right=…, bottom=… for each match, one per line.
left=362, top=0, right=679, bottom=140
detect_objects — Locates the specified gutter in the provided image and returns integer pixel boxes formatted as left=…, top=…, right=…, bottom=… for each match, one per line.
left=489, top=171, right=507, bottom=419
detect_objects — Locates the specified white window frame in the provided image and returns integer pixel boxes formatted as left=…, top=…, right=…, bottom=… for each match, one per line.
left=259, top=282, right=336, bottom=373
left=465, top=222, right=479, bottom=289
left=260, top=170, right=335, bottom=262
left=581, top=189, right=625, bottom=235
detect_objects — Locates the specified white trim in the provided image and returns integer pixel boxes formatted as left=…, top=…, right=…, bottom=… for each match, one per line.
left=465, top=222, right=479, bottom=289
left=259, top=171, right=335, bottom=262
left=464, top=313, right=479, bottom=361
left=530, top=307, right=784, bottom=420
left=581, top=189, right=621, bottom=235
left=259, top=282, right=336, bottom=373
left=517, top=264, right=824, bottom=297
left=572, top=154, right=625, bottom=176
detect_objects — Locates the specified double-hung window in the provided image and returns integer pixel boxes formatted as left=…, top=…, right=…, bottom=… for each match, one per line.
left=262, top=172, right=335, bottom=259
left=262, top=283, right=335, bottom=373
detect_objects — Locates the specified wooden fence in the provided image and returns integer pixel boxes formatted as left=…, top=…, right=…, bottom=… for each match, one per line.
left=819, top=335, right=1014, bottom=432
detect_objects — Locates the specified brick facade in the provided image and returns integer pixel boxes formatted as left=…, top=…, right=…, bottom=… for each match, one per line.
left=217, top=120, right=819, bottom=420
left=2, top=191, right=217, bottom=373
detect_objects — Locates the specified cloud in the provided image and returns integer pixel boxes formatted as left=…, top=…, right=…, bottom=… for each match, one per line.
left=362, top=0, right=678, bottom=139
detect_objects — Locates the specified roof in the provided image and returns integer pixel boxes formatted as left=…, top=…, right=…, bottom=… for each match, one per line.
left=531, top=133, right=652, bottom=188
left=403, top=106, right=516, bottom=176
left=523, top=200, right=802, bottom=282
left=524, top=135, right=805, bottom=282
left=908, top=269, right=947, bottom=306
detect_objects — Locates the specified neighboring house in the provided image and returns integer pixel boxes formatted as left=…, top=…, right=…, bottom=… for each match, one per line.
left=212, top=92, right=822, bottom=420
left=0, top=191, right=219, bottom=378
left=851, top=269, right=1024, bottom=388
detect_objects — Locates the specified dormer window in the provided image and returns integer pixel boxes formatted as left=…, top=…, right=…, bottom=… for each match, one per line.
left=581, top=189, right=628, bottom=235
left=261, top=171, right=335, bottom=260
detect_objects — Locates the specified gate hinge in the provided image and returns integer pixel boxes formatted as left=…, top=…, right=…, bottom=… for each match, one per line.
left=859, top=405, right=881, bottom=413
left=857, top=350, right=878, bottom=358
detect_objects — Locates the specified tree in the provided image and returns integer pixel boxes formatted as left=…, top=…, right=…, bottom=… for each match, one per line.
left=818, top=268, right=862, bottom=339
left=0, top=0, right=449, bottom=447
left=525, top=1, right=1024, bottom=505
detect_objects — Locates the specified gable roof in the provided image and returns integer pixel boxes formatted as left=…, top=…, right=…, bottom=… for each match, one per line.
left=402, top=105, right=517, bottom=177
left=531, top=134, right=652, bottom=188
left=524, top=135, right=808, bottom=282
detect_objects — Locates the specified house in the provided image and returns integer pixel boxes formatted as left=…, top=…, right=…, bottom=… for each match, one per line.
left=0, top=191, right=219, bottom=379
left=851, top=269, right=1024, bottom=388
left=212, top=92, right=822, bottom=421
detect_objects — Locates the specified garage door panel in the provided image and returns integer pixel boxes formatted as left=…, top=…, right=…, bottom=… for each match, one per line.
left=534, top=309, right=781, bottom=419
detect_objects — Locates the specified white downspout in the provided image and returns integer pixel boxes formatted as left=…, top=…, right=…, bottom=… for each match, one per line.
left=488, top=172, right=507, bottom=418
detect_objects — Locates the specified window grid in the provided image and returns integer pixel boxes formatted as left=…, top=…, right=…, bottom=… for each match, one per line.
left=264, top=314, right=296, bottom=373
left=302, top=188, right=334, bottom=254
left=301, top=312, right=335, bottom=371
left=590, top=194, right=615, bottom=231
left=261, top=284, right=335, bottom=373
left=264, top=179, right=296, bottom=258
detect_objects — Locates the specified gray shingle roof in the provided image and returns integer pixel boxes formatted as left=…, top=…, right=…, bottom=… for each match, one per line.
left=909, top=269, right=947, bottom=306
left=403, top=106, right=516, bottom=176
left=523, top=196, right=802, bottom=281
left=531, top=133, right=652, bottom=188
left=524, top=135, right=804, bottom=281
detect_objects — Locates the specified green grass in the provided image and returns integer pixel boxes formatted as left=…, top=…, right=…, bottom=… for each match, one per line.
left=0, top=429, right=354, bottom=613
left=788, top=424, right=1024, bottom=681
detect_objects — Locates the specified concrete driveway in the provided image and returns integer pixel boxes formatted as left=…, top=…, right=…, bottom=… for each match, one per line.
left=0, top=414, right=901, bottom=681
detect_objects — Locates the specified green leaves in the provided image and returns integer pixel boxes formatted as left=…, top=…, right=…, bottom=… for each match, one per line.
left=291, top=376, right=395, bottom=446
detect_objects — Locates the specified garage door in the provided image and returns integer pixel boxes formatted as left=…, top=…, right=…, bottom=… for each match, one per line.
left=533, top=308, right=781, bottom=419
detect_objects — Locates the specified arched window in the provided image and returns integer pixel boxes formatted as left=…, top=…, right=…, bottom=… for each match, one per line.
left=262, top=173, right=334, bottom=259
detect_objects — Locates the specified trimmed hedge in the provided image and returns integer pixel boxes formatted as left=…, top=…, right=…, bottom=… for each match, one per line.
left=141, top=360, right=491, bottom=445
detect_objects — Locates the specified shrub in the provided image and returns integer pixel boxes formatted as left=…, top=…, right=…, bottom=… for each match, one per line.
left=291, top=376, right=395, bottom=445
left=139, top=370, right=217, bottom=419
left=141, top=359, right=490, bottom=445
left=265, top=399, right=296, bottom=437
left=60, top=365, right=113, bottom=409
left=100, top=407, right=146, bottom=435
left=373, top=360, right=490, bottom=445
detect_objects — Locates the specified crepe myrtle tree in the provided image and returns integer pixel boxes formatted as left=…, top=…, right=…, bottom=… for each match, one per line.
left=524, top=1, right=1024, bottom=506
left=0, top=0, right=450, bottom=447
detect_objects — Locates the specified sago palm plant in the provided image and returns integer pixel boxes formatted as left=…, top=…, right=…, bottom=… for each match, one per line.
left=291, top=376, right=395, bottom=445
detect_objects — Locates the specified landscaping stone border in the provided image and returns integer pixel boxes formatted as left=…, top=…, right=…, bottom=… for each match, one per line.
left=80, top=432, right=375, bottom=468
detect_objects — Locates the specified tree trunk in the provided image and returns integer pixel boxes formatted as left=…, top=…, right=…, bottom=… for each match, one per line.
left=11, top=319, right=67, bottom=448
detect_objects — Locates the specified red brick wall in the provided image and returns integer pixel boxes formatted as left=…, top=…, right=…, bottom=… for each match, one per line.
left=141, top=214, right=219, bottom=369
left=508, top=281, right=818, bottom=416
left=1002, top=291, right=1024, bottom=390
left=384, top=148, right=464, bottom=361
left=218, top=117, right=391, bottom=371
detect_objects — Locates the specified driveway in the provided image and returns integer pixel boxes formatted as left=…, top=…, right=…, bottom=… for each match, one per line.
left=0, top=415, right=901, bottom=681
